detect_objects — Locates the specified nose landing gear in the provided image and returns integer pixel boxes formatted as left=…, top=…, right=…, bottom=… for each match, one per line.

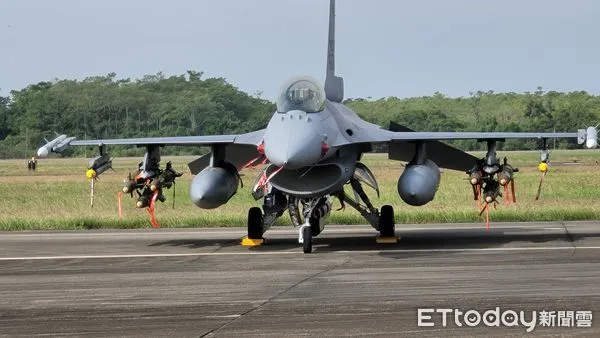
left=298, top=223, right=312, bottom=254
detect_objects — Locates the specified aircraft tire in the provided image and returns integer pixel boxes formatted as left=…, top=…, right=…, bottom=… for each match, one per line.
left=302, top=226, right=313, bottom=254
left=379, top=205, right=395, bottom=238
left=247, top=207, right=263, bottom=239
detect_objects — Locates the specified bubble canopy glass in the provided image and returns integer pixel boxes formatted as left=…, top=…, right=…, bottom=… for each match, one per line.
left=276, top=76, right=326, bottom=113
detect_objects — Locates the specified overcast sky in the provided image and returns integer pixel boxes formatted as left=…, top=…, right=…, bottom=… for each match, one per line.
left=1, top=0, right=599, bottom=100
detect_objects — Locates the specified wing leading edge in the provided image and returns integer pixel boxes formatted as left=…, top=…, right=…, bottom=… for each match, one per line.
left=39, top=129, right=265, bottom=155
left=387, top=130, right=577, bottom=141
left=69, top=129, right=265, bottom=147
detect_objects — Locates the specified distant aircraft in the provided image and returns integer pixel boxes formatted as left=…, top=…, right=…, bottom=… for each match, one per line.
left=38, top=0, right=597, bottom=253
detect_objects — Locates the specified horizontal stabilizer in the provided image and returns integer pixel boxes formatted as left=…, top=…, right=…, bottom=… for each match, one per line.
left=388, top=121, right=479, bottom=172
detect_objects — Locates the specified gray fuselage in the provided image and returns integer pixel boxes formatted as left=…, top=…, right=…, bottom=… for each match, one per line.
left=262, top=99, right=383, bottom=198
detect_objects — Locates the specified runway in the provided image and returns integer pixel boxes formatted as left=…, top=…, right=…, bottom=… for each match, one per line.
left=1, top=221, right=599, bottom=337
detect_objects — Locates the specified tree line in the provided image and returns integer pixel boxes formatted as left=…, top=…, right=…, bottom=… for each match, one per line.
left=1, top=72, right=598, bottom=158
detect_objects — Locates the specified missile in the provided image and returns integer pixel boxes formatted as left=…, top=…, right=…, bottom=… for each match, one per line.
left=482, top=180, right=500, bottom=204
left=86, top=154, right=112, bottom=179
left=37, top=134, right=76, bottom=157
left=469, top=171, right=483, bottom=185
left=497, top=164, right=515, bottom=186
left=150, top=161, right=183, bottom=191
left=122, top=177, right=136, bottom=193
left=586, top=126, right=598, bottom=149
left=150, top=178, right=160, bottom=192
left=136, top=196, right=149, bottom=208
left=578, top=126, right=598, bottom=149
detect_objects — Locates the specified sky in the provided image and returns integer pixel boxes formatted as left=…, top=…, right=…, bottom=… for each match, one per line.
left=1, top=0, right=600, bottom=101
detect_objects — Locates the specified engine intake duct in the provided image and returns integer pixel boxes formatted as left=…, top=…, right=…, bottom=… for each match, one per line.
left=266, top=154, right=356, bottom=198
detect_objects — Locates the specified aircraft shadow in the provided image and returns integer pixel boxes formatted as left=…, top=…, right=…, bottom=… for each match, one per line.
left=148, top=227, right=600, bottom=255
left=148, top=238, right=241, bottom=250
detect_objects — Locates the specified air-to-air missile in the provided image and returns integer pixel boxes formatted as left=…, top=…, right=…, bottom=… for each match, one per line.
left=86, top=152, right=113, bottom=179
left=81, top=144, right=113, bottom=180
left=36, top=134, right=76, bottom=158
left=583, top=126, right=598, bottom=149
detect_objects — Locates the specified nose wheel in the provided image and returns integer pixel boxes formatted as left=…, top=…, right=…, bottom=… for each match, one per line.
left=299, top=223, right=313, bottom=253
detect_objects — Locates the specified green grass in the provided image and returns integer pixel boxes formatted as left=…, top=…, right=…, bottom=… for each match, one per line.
left=1, top=150, right=599, bottom=230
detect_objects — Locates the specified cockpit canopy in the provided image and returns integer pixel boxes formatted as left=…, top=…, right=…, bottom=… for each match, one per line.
left=276, top=76, right=326, bottom=113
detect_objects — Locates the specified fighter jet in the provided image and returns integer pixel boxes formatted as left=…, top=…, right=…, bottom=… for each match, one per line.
left=38, top=0, right=597, bottom=253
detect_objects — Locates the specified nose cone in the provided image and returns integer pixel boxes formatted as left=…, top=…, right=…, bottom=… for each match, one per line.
left=586, top=127, right=597, bottom=149
left=264, top=110, right=324, bottom=169
left=37, top=146, right=49, bottom=158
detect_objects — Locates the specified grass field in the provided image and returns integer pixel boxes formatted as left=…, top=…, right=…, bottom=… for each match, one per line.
left=0, top=150, right=599, bottom=230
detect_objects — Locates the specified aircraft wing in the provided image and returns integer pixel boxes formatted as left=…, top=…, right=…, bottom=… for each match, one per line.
left=386, top=131, right=577, bottom=141
left=70, top=135, right=236, bottom=146
left=335, top=120, right=595, bottom=172
left=384, top=127, right=586, bottom=171
left=387, top=122, right=480, bottom=172
left=37, top=130, right=266, bottom=174
left=68, top=129, right=264, bottom=147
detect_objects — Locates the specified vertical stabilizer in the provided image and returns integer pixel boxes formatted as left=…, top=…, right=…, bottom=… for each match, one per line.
left=324, top=0, right=344, bottom=103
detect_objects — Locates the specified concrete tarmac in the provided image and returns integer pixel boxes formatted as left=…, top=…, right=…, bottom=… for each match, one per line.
left=1, top=221, right=600, bottom=337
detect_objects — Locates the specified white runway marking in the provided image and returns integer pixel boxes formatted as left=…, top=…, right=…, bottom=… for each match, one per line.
left=0, top=246, right=597, bottom=261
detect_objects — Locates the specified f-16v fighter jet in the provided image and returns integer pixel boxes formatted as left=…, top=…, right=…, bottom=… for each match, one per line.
left=38, top=0, right=598, bottom=253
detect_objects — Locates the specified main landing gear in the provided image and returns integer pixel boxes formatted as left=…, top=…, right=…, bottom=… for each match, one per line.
left=246, top=207, right=263, bottom=241
left=242, top=192, right=332, bottom=254
left=378, top=205, right=396, bottom=241
left=337, top=177, right=399, bottom=244
left=242, top=190, right=287, bottom=247
left=242, top=169, right=397, bottom=253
